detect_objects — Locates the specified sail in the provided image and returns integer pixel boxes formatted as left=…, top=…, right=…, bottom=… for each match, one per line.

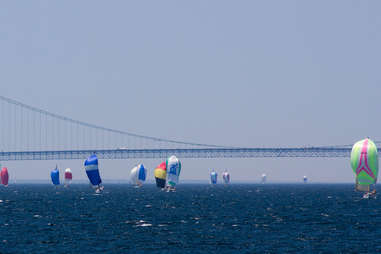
left=222, top=171, right=230, bottom=184
left=84, top=154, right=102, bottom=186
left=303, top=176, right=308, bottom=183
left=166, top=155, right=181, bottom=187
left=261, top=174, right=267, bottom=184
left=154, top=162, right=167, bottom=188
left=137, top=164, right=147, bottom=182
left=130, top=164, right=147, bottom=186
left=65, top=168, right=73, bottom=185
left=130, top=166, right=138, bottom=184
left=51, top=166, right=60, bottom=186
left=1, top=167, right=9, bottom=186
left=210, top=170, right=218, bottom=184
left=351, top=138, right=379, bottom=192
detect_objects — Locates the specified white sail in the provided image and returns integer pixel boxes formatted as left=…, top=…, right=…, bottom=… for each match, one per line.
left=64, top=168, right=72, bottom=186
left=222, top=170, right=230, bottom=184
left=261, top=173, right=267, bottom=184
left=130, top=164, right=147, bottom=186
left=130, top=166, right=139, bottom=185
left=166, top=155, right=181, bottom=188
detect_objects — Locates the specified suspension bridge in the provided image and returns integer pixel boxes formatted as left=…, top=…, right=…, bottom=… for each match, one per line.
left=0, top=95, right=372, bottom=161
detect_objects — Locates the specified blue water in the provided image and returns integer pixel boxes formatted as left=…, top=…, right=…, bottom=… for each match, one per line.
left=0, top=184, right=380, bottom=253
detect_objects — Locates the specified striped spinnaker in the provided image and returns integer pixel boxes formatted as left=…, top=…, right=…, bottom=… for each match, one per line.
left=351, top=138, right=378, bottom=190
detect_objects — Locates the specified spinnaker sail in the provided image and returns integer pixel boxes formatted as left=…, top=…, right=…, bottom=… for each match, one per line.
left=1, top=167, right=9, bottom=186
left=166, top=155, right=181, bottom=189
left=261, top=173, right=267, bottom=184
left=130, top=164, right=147, bottom=186
left=303, top=176, right=308, bottom=183
left=351, top=138, right=379, bottom=192
left=222, top=170, right=230, bottom=184
left=210, top=170, right=218, bottom=184
left=51, top=165, right=60, bottom=186
left=154, top=162, right=167, bottom=188
left=64, top=168, right=73, bottom=186
left=84, top=154, right=103, bottom=191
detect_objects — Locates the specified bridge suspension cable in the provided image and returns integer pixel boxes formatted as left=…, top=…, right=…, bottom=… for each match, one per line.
left=0, top=95, right=231, bottom=151
left=0, top=95, right=377, bottom=156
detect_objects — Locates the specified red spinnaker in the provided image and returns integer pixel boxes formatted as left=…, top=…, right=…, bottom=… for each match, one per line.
left=1, top=167, right=9, bottom=186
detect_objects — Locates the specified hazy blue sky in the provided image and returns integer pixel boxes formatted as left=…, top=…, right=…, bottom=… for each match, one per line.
left=1, top=1, right=380, bottom=183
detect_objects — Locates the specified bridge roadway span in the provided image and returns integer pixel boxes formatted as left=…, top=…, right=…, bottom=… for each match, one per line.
left=0, top=147, right=359, bottom=161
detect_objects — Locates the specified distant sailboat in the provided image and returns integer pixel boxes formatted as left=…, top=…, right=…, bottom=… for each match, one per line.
left=261, top=173, right=267, bottom=184
left=303, top=176, right=308, bottom=183
left=166, top=155, right=181, bottom=191
left=51, top=165, right=60, bottom=186
left=351, top=138, right=378, bottom=198
left=1, top=167, right=9, bottom=187
left=210, top=170, right=218, bottom=184
left=154, top=162, right=167, bottom=189
left=64, top=168, right=73, bottom=187
left=130, top=164, right=147, bottom=187
left=222, top=170, right=230, bottom=184
left=84, top=154, right=103, bottom=193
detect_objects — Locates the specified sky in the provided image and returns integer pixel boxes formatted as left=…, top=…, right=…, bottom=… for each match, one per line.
left=1, top=1, right=380, bottom=183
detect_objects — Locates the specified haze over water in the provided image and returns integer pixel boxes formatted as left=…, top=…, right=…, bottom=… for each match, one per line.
left=1, top=184, right=380, bottom=253
left=1, top=1, right=381, bottom=182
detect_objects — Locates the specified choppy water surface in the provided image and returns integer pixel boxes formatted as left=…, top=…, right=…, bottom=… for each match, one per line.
left=0, top=184, right=380, bottom=253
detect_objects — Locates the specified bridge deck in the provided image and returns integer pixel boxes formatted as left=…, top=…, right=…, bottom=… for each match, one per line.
left=0, top=147, right=358, bottom=161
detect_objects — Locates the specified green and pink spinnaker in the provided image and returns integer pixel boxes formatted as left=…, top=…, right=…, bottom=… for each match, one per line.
left=350, top=138, right=378, bottom=192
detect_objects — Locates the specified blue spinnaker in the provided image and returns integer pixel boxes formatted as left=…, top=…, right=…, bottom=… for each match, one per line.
left=84, top=154, right=102, bottom=186
left=210, top=170, right=218, bottom=184
left=138, top=164, right=146, bottom=182
left=51, top=166, right=60, bottom=185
